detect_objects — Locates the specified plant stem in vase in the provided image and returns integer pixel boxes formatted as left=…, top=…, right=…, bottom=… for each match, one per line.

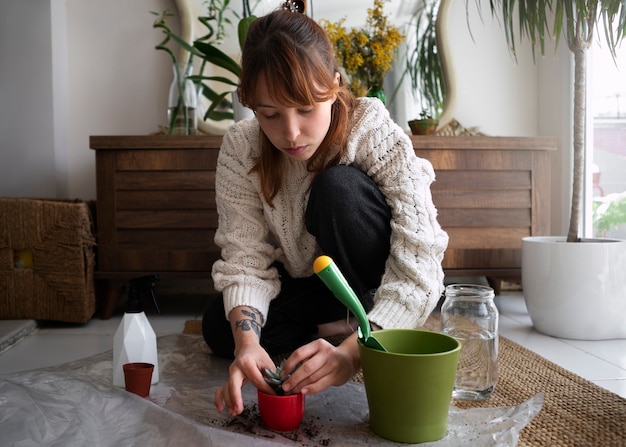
left=167, top=62, right=197, bottom=135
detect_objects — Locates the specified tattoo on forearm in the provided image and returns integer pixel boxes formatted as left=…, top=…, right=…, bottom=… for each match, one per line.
left=235, top=308, right=262, bottom=338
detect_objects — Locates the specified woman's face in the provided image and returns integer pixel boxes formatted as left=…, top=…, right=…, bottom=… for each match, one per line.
left=253, top=73, right=338, bottom=161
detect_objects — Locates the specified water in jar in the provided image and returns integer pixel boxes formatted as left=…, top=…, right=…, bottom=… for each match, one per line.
left=442, top=326, right=498, bottom=400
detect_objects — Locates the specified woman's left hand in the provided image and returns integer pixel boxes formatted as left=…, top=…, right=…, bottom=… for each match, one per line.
left=279, top=332, right=360, bottom=395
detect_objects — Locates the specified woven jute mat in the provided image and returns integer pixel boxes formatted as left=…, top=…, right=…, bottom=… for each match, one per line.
left=183, top=317, right=626, bottom=446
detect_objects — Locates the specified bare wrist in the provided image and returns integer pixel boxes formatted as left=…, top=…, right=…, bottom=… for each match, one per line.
left=339, top=332, right=362, bottom=373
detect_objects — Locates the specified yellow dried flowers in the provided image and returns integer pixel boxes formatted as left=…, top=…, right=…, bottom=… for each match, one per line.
left=322, top=0, right=405, bottom=98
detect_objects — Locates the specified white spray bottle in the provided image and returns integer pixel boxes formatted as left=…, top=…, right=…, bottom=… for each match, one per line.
left=113, top=274, right=160, bottom=387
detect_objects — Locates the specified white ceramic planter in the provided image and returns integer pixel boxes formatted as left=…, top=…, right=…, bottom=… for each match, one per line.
left=522, top=236, right=626, bottom=340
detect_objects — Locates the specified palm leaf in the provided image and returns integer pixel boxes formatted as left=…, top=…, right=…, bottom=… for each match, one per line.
left=483, top=0, right=626, bottom=241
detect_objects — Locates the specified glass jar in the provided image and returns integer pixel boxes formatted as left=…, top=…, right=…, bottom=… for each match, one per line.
left=441, top=284, right=498, bottom=400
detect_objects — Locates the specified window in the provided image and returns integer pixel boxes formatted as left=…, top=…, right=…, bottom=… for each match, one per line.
left=586, top=39, right=626, bottom=239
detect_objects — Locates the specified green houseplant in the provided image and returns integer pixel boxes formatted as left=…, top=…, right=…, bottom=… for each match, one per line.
left=485, top=0, right=626, bottom=340
left=404, top=0, right=444, bottom=133
left=401, top=0, right=461, bottom=134
left=153, top=0, right=256, bottom=126
left=485, top=0, right=625, bottom=243
left=263, top=359, right=290, bottom=396
left=153, top=10, right=200, bottom=134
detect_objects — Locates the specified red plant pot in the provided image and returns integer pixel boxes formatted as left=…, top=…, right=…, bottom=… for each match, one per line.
left=122, top=362, right=154, bottom=397
left=257, top=390, right=305, bottom=432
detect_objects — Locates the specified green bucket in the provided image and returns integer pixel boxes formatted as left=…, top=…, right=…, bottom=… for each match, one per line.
left=359, top=329, right=461, bottom=443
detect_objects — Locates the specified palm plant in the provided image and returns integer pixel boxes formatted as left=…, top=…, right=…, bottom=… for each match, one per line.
left=404, top=0, right=444, bottom=119
left=484, top=1, right=626, bottom=242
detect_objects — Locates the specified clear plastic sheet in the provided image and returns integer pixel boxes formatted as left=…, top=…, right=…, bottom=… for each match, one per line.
left=0, top=334, right=542, bottom=446
left=0, top=372, right=285, bottom=447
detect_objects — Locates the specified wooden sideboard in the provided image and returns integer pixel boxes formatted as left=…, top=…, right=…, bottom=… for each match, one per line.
left=91, top=135, right=555, bottom=318
left=413, top=136, right=555, bottom=282
left=91, top=135, right=222, bottom=318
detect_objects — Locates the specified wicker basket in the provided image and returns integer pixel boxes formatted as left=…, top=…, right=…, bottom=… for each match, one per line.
left=0, top=198, right=96, bottom=323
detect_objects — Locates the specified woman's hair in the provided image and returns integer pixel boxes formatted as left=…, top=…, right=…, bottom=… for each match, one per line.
left=238, top=9, right=356, bottom=205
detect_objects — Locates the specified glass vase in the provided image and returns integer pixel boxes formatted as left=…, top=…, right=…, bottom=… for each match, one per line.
left=167, top=62, right=197, bottom=135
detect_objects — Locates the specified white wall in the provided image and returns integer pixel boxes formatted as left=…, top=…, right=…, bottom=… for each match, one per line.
left=64, top=0, right=176, bottom=199
left=0, top=0, right=571, bottom=234
left=446, top=2, right=539, bottom=136
left=1, top=0, right=57, bottom=197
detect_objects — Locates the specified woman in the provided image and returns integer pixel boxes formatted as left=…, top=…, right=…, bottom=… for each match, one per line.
left=203, top=8, right=448, bottom=417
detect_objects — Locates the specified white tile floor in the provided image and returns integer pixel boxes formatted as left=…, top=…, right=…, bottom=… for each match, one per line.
left=0, top=291, right=625, bottom=399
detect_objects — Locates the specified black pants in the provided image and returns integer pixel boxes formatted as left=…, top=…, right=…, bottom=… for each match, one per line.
left=202, top=165, right=392, bottom=357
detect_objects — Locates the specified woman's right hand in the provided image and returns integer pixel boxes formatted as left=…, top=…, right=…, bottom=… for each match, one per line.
left=214, top=342, right=275, bottom=416
left=214, top=306, right=275, bottom=416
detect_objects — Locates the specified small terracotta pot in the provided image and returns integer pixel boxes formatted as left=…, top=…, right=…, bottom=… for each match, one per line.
left=123, top=362, right=154, bottom=397
left=257, top=390, right=305, bottom=432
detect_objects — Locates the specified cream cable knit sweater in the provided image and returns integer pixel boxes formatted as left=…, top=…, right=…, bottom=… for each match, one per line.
left=211, top=98, right=448, bottom=329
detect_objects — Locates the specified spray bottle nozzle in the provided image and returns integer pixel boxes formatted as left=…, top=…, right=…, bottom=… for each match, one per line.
left=125, top=274, right=161, bottom=314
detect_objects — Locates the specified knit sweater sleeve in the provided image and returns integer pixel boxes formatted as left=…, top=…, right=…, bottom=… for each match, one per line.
left=347, top=99, right=449, bottom=329
left=210, top=122, right=280, bottom=324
